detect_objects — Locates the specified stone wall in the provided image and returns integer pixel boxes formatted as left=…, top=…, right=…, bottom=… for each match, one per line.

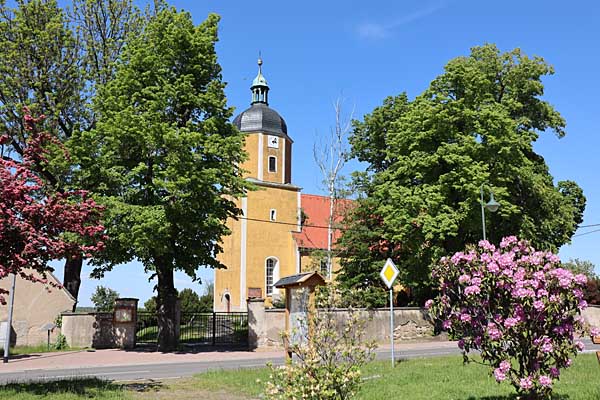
left=61, top=299, right=138, bottom=349
left=61, top=313, right=116, bottom=349
left=264, top=309, right=286, bottom=347
left=253, top=305, right=435, bottom=349
left=582, top=305, right=600, bottom=327
left=252, top=305, right=600, bottom=350
left=0, top=270, right=75, bottom=347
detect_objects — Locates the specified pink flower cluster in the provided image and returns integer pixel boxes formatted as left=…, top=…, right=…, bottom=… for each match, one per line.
left=0, top=110, right=106, bottom=303
left=493, top=359, right=511, bottom=382
left=427, top=237, right=599, bottom=398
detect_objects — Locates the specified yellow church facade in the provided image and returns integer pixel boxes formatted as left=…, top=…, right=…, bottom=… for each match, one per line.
left=214, top=60, right=344, bottom=312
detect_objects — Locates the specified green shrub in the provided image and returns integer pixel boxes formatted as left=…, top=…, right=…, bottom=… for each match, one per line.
left=54, top=333, right=68, bottom=350
left=263, top=290, right=377, bottom=399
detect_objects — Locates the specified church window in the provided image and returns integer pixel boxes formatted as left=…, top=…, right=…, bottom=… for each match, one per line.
left=266, top=258, right=277, bottom=296
left=268, top=156, right=277, bottom=172
left=223, top=293, right=231, bottom=313
left=270, top=209, right=277, bottom=221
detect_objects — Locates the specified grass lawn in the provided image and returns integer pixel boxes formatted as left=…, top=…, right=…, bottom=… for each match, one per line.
left=0, top=345, right=82, bottom=356
left=136, top=324, right=212, bottom=343
left=1, top=354, right=598, bottom=399
left=189, top=354, right=600, bottom=399
left=0, top=378, right=125, bottom=399
left=136, top=324, right=248, bottom=344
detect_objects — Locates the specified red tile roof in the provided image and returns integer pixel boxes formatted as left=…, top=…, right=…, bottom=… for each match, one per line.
left=293, top=194, right=354, bottom=250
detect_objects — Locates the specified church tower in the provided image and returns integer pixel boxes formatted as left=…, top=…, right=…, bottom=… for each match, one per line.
left=233, top=57, right=293, bottom=184
left=214, top=58, right=301, bottom=312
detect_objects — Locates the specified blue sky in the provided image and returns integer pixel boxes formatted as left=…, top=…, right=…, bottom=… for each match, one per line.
left=68, top=0, right=600, bottom=306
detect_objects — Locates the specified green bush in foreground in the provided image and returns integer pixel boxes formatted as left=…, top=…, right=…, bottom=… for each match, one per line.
left=263, top=291, right=377, bottom=400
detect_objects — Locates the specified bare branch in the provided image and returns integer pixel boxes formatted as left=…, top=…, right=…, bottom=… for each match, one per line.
left=312, top=95, right=354, bottom=279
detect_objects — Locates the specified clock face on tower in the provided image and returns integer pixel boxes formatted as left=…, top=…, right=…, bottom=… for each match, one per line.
left=267, top=135, right=279, bottom=148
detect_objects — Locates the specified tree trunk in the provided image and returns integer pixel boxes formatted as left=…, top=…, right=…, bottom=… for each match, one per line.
left=156, top=262, right=179, bottom=352
left=63, top=256, right=83, bottom=311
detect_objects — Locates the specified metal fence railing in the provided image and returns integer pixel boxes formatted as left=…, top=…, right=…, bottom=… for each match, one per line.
left=180, top=312, right=248, bottom=345
left=135, top=311, right=248, bottom=346
left=136, top=311, right=159, bottom=344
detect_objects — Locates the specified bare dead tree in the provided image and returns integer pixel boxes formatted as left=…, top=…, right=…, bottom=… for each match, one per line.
left=313, top=97, right=354, bottom=280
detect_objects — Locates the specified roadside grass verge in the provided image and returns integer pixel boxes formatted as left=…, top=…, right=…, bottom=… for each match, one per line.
left=1, top=354, right=598, bottom=399
left=189, top=353, right=600, bottom=399
left=0, top=378, right=125, bottom=399
left=0, top=345, right=83, bottom=356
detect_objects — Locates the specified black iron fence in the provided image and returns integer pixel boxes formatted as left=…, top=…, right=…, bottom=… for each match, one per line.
left=180, top=312, right=248, bottom=345
left=136, top=311, right=159, bottom=344
left=135, top=311, right=248, bottom=346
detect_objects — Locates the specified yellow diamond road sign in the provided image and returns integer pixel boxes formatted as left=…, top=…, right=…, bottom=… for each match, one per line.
left=380, top=258, right=399, bottom=289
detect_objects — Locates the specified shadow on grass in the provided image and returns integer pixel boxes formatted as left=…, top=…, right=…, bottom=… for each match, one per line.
left=121, top=380, right=164, bottom=393
left=0, top=378, right=124, bottom=396
left=466, top=396, right=571, bottom=400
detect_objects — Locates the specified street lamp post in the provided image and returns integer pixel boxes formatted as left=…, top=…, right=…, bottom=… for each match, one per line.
left=3, top=273, right=16, bottom=363
left=480, top=184, right=500, bottom=241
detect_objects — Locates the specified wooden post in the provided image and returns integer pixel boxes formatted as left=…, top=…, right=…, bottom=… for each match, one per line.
left=285, top=289, right=292, bottom=360
left=274, top=272, right=326, bottom=362
left=307, top=287, right=316, bottom=339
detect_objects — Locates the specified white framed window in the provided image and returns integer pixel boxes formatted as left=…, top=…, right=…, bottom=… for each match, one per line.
left=266, top=257, right=278, bottom=296
left=268, top=156, right=277, bottom=172
left=270, top=209, right=277, bottom=221
left=222, top=292, right=231, bottom=313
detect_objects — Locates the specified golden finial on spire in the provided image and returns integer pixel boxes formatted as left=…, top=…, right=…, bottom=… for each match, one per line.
left=258, top=51, right=263, bottom=73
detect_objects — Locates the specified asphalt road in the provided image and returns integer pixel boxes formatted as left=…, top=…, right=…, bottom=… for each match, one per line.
left=0, top=339, right=596, bottom=384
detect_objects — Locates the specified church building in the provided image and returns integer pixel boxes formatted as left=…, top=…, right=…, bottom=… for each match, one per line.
left=213, top=59, right=347, bottom=312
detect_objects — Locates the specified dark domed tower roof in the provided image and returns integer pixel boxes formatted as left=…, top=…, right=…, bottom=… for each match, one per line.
left=233, top=103, right=287, bottom=135
left=233, top=57, right=288, bottom=137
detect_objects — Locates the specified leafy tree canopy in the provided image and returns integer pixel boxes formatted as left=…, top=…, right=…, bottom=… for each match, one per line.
left=143, top=296, right=157, bottom=314
left=0, top=0, right=145, bottom=303
left=90, top=285, right=120, bottom=311
left=562, top=258, right=596, bottom=279
left=144, top=283, right=213, bottom=314
left=339, top=44, right=586, bottom=302
left=0, top=112, right=105, bottom=304
left=72, top=4, right=249, bottom=350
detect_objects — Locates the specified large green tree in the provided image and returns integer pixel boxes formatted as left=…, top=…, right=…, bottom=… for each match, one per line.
left=0, top=0, right=144, bottom=304
left=90, top=285, right=120, bottom=311
left=74, top=6, right=248, bottom=350
left=339, top=45, right=586, bottom=303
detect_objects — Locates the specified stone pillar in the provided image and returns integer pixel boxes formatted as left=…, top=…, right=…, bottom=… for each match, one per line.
left=113, top=298, right=138, bottom=349
left=247, top=298, right=266, bottom=349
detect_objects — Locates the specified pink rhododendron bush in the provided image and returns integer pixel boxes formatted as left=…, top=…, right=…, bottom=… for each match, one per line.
left=427, top=236, right=599, bottom=400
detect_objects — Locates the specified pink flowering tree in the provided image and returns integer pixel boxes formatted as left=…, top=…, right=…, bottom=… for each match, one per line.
left=426, top=236, right=600, bottom=400
left=0, top=111, right=105, bottom=304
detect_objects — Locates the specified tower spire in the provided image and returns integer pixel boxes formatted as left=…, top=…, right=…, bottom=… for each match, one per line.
left=251, top=54, right=269, bottom=105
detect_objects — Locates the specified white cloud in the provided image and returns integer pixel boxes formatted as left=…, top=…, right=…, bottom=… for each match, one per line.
left=357, top=2, right=447, bottom=39
left=357, top=22, right=390, bottom=40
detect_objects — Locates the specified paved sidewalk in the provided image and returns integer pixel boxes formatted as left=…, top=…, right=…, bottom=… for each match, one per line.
left=0, top=340, right=458, bottom=374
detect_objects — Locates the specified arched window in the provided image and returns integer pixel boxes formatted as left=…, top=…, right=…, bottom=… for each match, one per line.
left=268, top=156, right=277, bottom=172
left=266, top=257, right=277, bottom=296
left=224, top=293, right=231, bottom=313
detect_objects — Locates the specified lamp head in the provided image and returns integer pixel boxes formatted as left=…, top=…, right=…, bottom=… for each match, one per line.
left=485, top=192, right=500, bottom=213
